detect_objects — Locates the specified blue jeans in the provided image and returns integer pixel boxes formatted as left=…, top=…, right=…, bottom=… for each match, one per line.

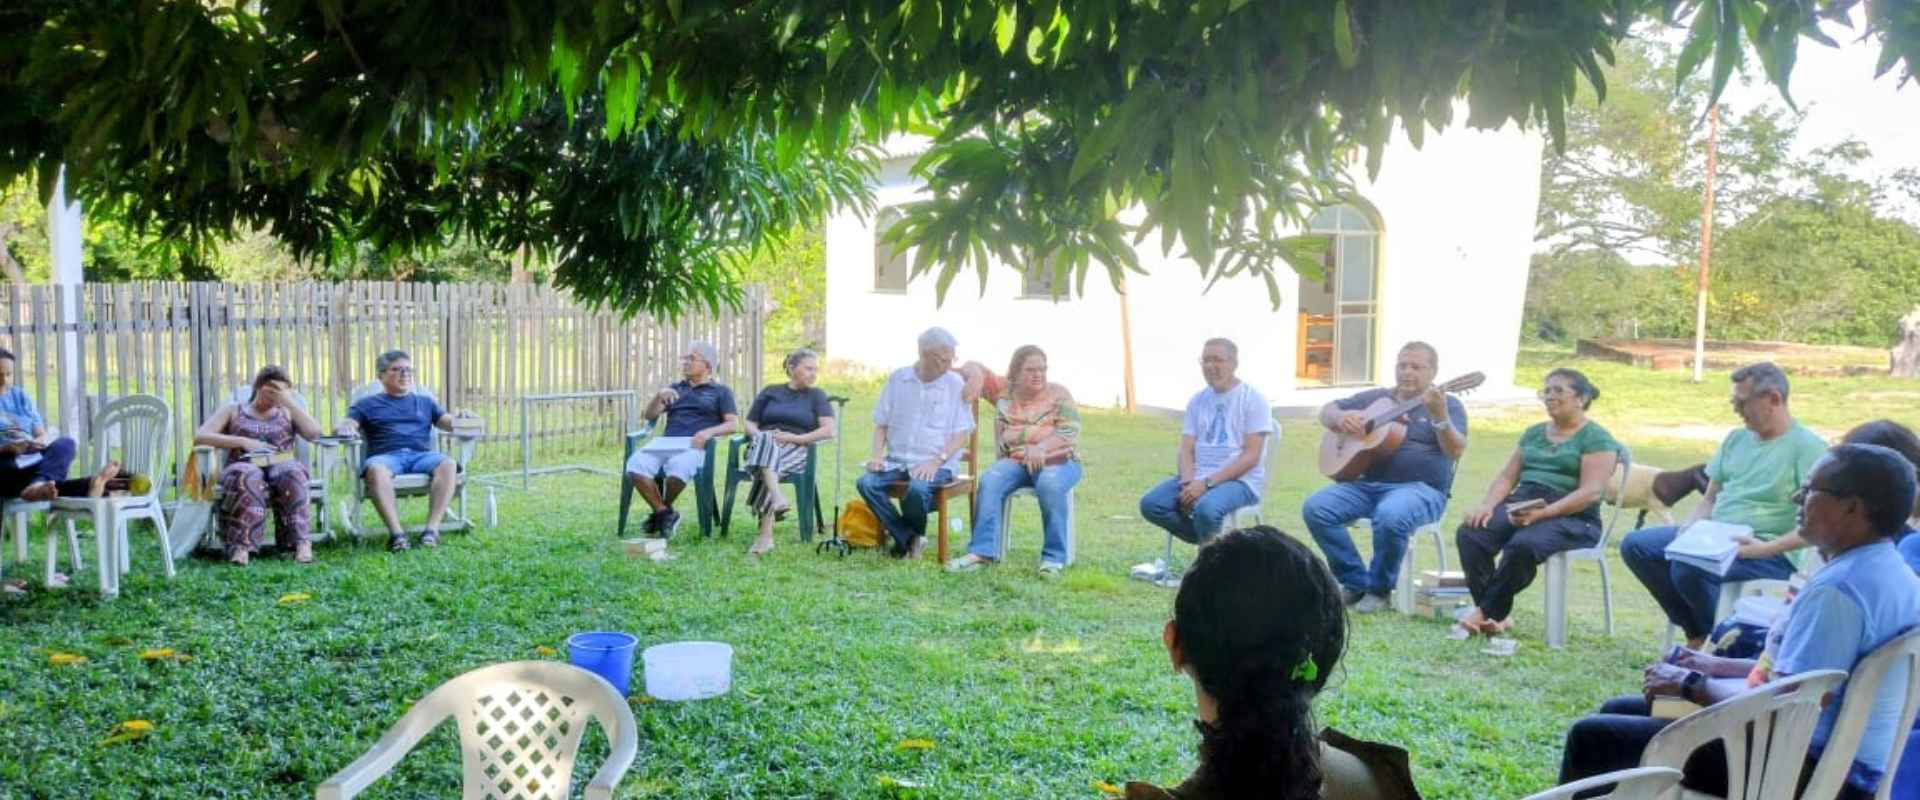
left=1621, top=525, right=1797, bottom=640
left=1138, top=477, right=1258, bottom=545
left=968, top=459, right=1083, bottom=565
left=1302, top=480, right=1447, bottom=595
left=855, top=467, right=953, bottom=554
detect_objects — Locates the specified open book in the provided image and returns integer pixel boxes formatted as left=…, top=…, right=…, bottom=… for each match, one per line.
left=1664, top=520, right=1752, bottom=576
left=244, top=449, right=297, bottom=467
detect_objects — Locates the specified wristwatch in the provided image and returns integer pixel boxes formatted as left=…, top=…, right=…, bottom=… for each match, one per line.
left=1203, top=478, right=1215, bottom=490
left=1680, top=669, right=1707, bottom=703
left=1433, top=418, right=1454, bottom=432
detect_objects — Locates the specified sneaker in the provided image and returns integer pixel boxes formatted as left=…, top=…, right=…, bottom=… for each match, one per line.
left=420, top=530, right=440, bottom=549
left=388, top=533, right=412, bottom=552
left=659, top=510, right=683, bottom=540
left=1152, top=574, right=1183, bottom=589
left=642, top=511, right=663, bottom=536
left=906, top=535, right=929, bottom=560
left=1129, top=559, right=1168, bottom=582
left=294, top=541, right=314, bottom=564
left=1353, top=593, right=1391, bottom=614
left=1038, top=562, right=1065, bottom=579
left=1340, top=587, right=1367, bottom=607
left=944, top=555, right=990, bottom=573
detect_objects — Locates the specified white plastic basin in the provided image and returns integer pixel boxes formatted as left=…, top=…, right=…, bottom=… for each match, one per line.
left=643, top=641, right=733, bottom=701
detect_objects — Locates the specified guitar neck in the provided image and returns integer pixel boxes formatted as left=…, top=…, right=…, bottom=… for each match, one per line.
left=1365, top=397, right=1428, bottom=432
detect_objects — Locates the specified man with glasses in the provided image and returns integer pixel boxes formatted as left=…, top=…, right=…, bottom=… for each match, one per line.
left=625, top=340, right=738, bottom=538
left=1621, top=362, right=1828, bottom=650
left=857, top=327, right=976, bottom=559
left=1138, top=338, right=1275, bottom=553
left=1303, top=341, right=1466, bottom=612
left=335, top=350, right=476, bottom=551
left=1559, top=443, right=1920, bottom=800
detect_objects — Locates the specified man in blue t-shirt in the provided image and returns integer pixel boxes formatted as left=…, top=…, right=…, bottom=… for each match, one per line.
left=625, top=340, right=738, bottom=537
left=1303, top=342, right=1467, bottom=613
left=336, top=350, right=475, bottom=552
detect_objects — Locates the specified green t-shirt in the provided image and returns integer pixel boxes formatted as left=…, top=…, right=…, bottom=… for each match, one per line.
left=1705, top=423, right=1829, bottom=539
left=1516, top=420, right=1622, bottom=494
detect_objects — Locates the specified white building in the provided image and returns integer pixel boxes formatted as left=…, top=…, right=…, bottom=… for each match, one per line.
left=823, top=126, right=1543, bottom=414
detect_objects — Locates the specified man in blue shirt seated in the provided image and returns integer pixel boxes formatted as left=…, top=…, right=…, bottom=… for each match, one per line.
left=335, top=350, right=475, bottom=552
left=1557, top=443, right=1920, bottom=800
left=625, top=340, right=738, bottom=538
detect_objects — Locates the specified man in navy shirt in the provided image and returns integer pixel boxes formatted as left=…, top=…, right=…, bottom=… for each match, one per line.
left=626, top=340, right=738, bottom=537
left=335, top=350, right=474, bottom=551
left=1303, top=342, right=1468, bottom=613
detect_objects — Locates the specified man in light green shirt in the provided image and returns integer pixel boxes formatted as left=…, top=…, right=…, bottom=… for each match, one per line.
left=1620, top=362, right=1827, bottom=649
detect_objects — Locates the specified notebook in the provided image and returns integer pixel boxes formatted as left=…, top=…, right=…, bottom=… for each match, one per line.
left=1664, top=520, right=1751, bottom=576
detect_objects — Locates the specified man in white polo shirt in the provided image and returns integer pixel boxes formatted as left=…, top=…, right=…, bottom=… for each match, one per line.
left=856, top=327, right=976, bottom=559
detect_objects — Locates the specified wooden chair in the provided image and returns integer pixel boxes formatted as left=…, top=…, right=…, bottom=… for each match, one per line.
left=1640, top=669, right=1849, bottom=800
left=1799, top=627, right=1920, bottom=800
left=1516, top=766, right=1683, bottom=800
left=315, top=661, right=638, bottom=800
left=616, top=420, right=719, bottom=538
left=888, top=401, right=980, bottom=563
left=337, top=385, right=480, bottom=538
left=717, top=435, right=820, bottom=541
left=1541, top=446, right=1635, bottom=648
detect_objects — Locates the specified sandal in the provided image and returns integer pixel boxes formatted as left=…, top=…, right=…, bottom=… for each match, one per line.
left=294, top=541, right=314, bottom=564
left=747, top=539, right=776, bottom=556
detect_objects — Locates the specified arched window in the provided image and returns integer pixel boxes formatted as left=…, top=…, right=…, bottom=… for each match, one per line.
left=1299, top=203, right=1382, bottom=385
left=873, top=208, right=911, bottom=292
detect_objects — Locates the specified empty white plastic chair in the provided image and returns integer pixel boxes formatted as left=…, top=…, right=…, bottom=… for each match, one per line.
left=1542, top=446, right=1634, bottom=649
left=315, top=660, right=639, bottom=800
left=1516, top=766, right=1683, bottom=800
left=1640, top=669, right=1848, bottom=800
left=1799, top=628, right=1920, bottom=800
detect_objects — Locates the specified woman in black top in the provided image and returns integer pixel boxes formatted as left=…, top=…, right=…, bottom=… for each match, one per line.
left=742, top=349, right=835, bottom=554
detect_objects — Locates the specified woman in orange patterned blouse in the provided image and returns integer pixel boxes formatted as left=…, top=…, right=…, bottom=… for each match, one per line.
left=944, top=344, right=1083, bottom=577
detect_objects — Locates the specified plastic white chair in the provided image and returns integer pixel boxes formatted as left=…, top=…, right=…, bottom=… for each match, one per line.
left=1156, top=430, right=1276, bottom=579
left=1390, top=459, right=1459, bottom=615
left=1640, top=669, right=1849, bottom=800
left=338, top=384, right=479, bottom=538
left=1516, top=766, right=1683, bottom=800
left=1799, top=627, right=1920, bottom=800
left=45, top=394, right=175, bottom=597
left=3, top=496, right=81, bottom=587
left=316, top=660, right=638, bottom=800
left=185, top=386, right=339, bottom=549
left=1542, top=446, right=1634, bottom=649
left=996, top=485, right=1076, bottom=566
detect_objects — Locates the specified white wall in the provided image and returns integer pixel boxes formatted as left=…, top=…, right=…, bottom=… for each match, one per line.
left=824, top=124, right=1544, bottom=410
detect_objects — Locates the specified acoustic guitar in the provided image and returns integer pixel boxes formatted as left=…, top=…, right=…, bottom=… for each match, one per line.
left=1317, top=372, right=1485, bottom=481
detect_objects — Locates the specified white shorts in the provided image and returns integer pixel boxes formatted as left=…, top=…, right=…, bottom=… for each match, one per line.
left=626, top=447, right=704, bottom=483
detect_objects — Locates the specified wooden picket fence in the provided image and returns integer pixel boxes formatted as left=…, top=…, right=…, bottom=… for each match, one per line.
left=0, top=281, right=767, bottom=478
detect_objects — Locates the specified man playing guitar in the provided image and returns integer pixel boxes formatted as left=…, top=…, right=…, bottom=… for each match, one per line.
left=1303, top=342, right=1468, bottom=613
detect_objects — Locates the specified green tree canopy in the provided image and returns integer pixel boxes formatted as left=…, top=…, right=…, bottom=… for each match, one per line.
left=4, top=1, right=1916, bottom=315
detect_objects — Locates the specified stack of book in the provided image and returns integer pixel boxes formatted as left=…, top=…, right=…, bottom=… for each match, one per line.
left=622, top=537, right=673, bottom=562
left=1412, top=570, right=1471, bottom=620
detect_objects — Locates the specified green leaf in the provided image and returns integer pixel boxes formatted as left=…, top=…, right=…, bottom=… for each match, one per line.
left=994, top=6, right=1018, bottom=56
left=1332, top=0, right=1357, bottom=69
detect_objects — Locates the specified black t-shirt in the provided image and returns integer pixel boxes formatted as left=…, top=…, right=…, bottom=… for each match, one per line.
left=748, top=384, right=833, bottom=434
left=660, top=380, right=739, bottom=437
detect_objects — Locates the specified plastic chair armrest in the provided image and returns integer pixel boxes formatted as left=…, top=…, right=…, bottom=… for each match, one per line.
left=313, top=709, right=449, bottom=800
left=582, top=719, right=641, bottom=800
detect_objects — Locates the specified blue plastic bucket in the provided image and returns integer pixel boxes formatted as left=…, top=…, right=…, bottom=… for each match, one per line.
left=565, top=631, right=639, bottom=696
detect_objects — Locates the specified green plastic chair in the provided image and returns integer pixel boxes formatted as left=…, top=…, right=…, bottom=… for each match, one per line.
left=717, top=435, right=820, bottom=541
left=616, top=422, right=718, bottom=538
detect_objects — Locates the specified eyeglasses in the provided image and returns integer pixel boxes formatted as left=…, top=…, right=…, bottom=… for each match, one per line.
left=1792, top=484, right=1852, bottom=503
left=1731, top=392, right=1774, bottom=412
left=681, top=355, right=705, bottom=363
left=1199, top=357, right=1231, bottom=366
left=1538, top=386, right=1574, bottom=399
left=386, top=367, right=414, bottom=375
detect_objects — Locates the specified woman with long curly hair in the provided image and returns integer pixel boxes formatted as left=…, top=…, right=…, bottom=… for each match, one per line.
left=1126, top=526, right=1422, bottom=800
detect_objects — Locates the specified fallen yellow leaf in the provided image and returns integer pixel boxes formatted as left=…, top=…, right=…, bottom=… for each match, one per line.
left=139, top=648, right=176, bottom=661
left=101, top=719, right=154, bottom=747
left=120, top=720, right=153, bottom=732
left=1093, top=779, right=1123, bottom=796
left=894, top=738, right=935, bottom=751
left=277, top=592, right=312, bottom=605
left=535, top=646, right=556, bottom=657
left=877, top=775, right=923, bottom=788
left=48, top=652, right=88, bottom=666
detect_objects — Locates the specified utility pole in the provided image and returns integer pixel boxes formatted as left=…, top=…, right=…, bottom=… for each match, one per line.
left=1691, top=105, right=1719, bottom=383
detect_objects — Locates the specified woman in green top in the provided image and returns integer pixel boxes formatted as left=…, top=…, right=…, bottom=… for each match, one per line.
left=1453, top=368, right=1620, bottom=638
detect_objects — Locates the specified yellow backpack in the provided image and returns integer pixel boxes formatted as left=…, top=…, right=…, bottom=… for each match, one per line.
left=837, top=499, right=884, bottom=549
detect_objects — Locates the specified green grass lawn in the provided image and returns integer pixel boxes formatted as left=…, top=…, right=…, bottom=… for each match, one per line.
left=5, top=344, right=1919, bottom=799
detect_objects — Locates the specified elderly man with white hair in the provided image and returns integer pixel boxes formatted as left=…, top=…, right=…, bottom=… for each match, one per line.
left=857, top=327, right=977, bottom=559
left=626, top=340, right=739, bottom=537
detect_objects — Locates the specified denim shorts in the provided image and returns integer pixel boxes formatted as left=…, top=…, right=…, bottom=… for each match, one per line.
left=363, top=448, right=452, bottom=477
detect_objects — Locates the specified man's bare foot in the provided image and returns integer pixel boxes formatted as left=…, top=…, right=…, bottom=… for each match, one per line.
left=19, top=481, right=57, bottom=502
left=87, top=461, right=122, bottom=498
